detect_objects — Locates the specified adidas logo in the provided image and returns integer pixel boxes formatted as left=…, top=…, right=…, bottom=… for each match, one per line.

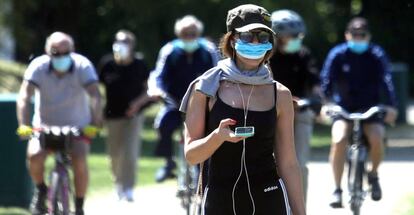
left=264, top=185, right=278, bottom=193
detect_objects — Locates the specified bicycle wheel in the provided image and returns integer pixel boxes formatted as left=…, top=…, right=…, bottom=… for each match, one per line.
left=177, top=143, right=191, bottom=213
left=350, top=165, right=363, bottom=215
left=184, top=162, right=194, bottom=215
left=49, top=169, right=70, bottom=215
left=347, top=146, right=366, bottom=215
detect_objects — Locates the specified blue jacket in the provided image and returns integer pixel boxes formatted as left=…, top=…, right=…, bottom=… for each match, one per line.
left=148, top=38, right=219, bottom=107
left=320, top=42, right=397, bottom=112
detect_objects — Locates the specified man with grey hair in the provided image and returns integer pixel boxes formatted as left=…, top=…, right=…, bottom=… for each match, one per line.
left=16, top=31, right=102, bottom=215
left=98, top=29, right=150, bottom=201
left=148, top=15, right=219, bottom=182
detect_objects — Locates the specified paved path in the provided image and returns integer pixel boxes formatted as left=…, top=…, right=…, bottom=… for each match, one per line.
left=307, top=161, right=414, bottom=215
left=86, top=163, right=414, bottom=214
left=85, top=184, right=186, bottom=214
left=86, top=140, right=414, bottom=215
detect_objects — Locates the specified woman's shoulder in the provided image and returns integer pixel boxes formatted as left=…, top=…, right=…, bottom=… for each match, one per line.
left=275, top=81, right=293, bottom=103
left=275, top=81, right=291, bottom=95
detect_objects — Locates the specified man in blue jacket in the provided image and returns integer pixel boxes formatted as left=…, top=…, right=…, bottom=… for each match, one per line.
left=148, top=15, right=219, bottom=182
left=320, top=17, right=398, bottom=208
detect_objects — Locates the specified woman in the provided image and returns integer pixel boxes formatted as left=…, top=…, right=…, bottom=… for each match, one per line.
left=180, top=4, right=306, bottom=215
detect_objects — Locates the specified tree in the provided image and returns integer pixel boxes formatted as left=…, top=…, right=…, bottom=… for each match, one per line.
left=5, top=0, right=414, bottom=94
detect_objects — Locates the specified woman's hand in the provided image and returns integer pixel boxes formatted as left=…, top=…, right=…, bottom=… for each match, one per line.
left=214, top=118, right=245, bottom=143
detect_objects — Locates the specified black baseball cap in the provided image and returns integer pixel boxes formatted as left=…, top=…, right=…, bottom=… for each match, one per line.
left=226, top=4, right=275, bottom=34
left=346, top=17, right=370, bottom=35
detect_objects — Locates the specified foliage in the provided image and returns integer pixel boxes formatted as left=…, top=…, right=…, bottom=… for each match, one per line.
left=0, top=59, right=26, bottom=93
left=3, top=1, right=413, bottom=88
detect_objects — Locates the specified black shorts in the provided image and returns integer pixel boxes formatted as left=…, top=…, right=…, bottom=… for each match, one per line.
left=202, top=178, right=291, bottom=215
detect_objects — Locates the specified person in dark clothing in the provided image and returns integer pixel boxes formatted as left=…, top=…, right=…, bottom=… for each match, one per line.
left=269, top=9, right=320, bottom=204
left=99, top=30, right=150, bottom=201
left=147, top=15, right=219, bottom=182
left=180, top=4, right=305, bottom=215
left=320, top=17, right=398, bottom=208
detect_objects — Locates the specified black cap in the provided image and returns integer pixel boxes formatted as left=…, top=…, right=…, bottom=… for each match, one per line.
left=226, top=4, right=275, bottom=34
left=346, top=17, right=369, bottom=34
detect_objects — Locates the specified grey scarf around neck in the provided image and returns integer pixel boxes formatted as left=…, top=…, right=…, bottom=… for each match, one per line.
left=179, top=58, right=275, bottom=113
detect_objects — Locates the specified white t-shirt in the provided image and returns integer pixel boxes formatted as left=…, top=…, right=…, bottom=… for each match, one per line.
left=24, top=53, right=98, bottom=127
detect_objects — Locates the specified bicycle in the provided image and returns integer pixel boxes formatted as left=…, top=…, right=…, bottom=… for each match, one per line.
left=295, top=97, right=322, bottom=113
left=326, top=105, right=386, bottom=215
left=32, top=126, right=88, bottom=215
left=153, top=92, right=199, bottom=214
left=176, top=134, right=199, bottom=215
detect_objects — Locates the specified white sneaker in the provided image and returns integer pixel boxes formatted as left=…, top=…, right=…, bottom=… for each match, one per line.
left=124, top=188, right=134, bottom=202
left=115, top=184, right=124, bottom=200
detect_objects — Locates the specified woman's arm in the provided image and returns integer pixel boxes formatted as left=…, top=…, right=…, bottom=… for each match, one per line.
left=274, top=84, right=306, bottom=215
left=184, top=87, right=244, bottom=165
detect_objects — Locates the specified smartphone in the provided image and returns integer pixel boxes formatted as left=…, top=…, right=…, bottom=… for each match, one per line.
left=234, top=126, right=255, bottom=137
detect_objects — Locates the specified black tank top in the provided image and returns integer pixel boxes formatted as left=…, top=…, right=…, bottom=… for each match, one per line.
left=206, top=83, right=279, bottom=187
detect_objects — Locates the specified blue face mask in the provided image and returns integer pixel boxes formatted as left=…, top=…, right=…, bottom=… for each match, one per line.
left=234, top=39, right=273, bottom=60
left=284, top=38, right=302, bottom=54
left=52, top=55, right=72, bottom=72
left=347, top=40, right=369, bottom=54
left=112, top=42, right=130, bottom=60
left=176, top=39, right=200, bottom=53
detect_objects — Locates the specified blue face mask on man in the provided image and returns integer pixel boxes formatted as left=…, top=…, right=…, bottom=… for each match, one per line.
left=234, top=39, right=273, bottom=60
left=284, top=38, right=302, bottom=54
left=176, top=39, right=200, bottom=53
left=52, top=55, right=72, bottom=72
left=347, top=40, right=369, bottom=54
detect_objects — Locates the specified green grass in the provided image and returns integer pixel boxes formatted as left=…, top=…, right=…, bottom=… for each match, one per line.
left=0, top=207, right=29, bottom=215
left=393, top=193, right=414, bottom=215
left=87, top=104, right=165, bottom=195
left=310, top=124, right=331, bottom=149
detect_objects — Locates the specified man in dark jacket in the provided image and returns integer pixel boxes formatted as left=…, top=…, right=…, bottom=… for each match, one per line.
left=148, top=15, right=219, bottom=182
left=320, top=17, right=398, bottom=208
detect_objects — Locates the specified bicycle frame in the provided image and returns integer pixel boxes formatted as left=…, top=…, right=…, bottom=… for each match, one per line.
left=36, top=126, right=79, bottom=215
left=347, top=118, right=368, bottom=215
left=48, top=148, right=71, bottom=215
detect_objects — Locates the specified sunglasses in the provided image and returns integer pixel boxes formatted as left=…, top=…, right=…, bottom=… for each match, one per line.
left=51, top=49, right=71, bottom=57
left=351, top=32, right=368, bottom=38
left=181, top=31, right=199, bottom=39
left=236, top=31, right=271, bottom=43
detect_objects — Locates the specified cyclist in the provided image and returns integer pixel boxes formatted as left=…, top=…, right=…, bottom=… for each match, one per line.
left=16, top=32, right=102, bottom=215
left=180, top=4, right=305, bottom=214
left=269, top=9, right=320, bottom=204
left=320, top=17, right=398, bottom=208
left=98, top=30, right=150, bottom=201
left=147, top=15, right=219, bottom=182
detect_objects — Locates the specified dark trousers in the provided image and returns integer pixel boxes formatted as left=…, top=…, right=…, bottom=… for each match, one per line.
left=154, top=107, right=183, bottom=159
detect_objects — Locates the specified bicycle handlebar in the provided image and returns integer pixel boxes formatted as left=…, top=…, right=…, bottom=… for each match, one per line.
left=326, top=105, right=387, bottom=121
left=32, top=125, right=100, bottom=139
left=295, top=98, right=322, bottom=114
left=32, top=126, right=83, bottom=139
